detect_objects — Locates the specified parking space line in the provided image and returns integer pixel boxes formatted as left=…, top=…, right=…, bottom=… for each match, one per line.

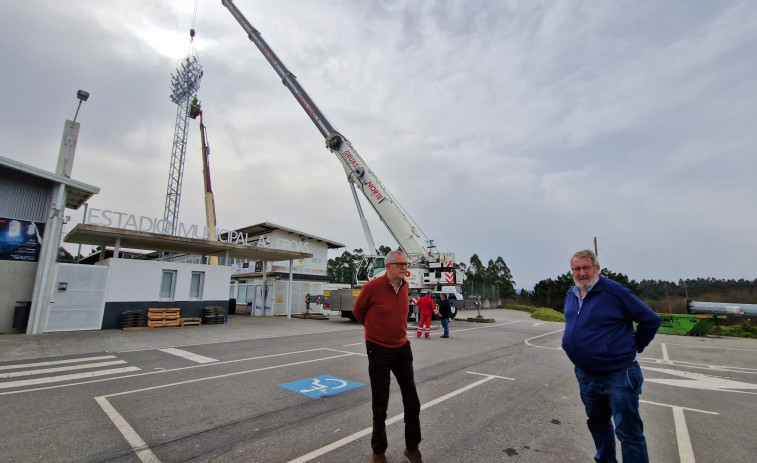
left=288, top=372, right=511, bottom=463
left=673, top=406, right=695, bottom=463
left=158, top=348, right=218, bottom=364
left=450, top=321, right=519, bottom=333
left=95, top=397, right=160, bottom=463
left=661, top=343, right=670, bottom=362
left=640, top=400, right=718, bottom=463
left=95, top=350, right=361, bottom=462
left=101, top=352, right=357, bottom=398
left=0, top=348, right=349, bottom=396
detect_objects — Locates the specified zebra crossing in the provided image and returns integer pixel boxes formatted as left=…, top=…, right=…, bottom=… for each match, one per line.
left=0, top=354, right=140, bottom=391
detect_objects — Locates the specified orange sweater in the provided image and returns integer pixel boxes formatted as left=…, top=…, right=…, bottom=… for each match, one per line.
left=353, top=275, right=409, bottom=348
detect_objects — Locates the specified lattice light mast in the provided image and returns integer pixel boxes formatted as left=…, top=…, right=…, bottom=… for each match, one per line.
left=163, top=56, right=203, bottom=235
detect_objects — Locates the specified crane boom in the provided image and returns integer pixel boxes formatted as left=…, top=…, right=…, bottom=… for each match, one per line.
left=221, top=0, right=436, bottom=266
left=190, top=99, right=219, bottom=265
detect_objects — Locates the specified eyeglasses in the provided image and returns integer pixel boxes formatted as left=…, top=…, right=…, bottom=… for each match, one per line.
left=388, top=262, right=408, bottom=268
left=571, top=266, right=594, bottom=273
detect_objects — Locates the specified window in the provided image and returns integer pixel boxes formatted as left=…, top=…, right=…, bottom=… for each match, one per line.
left=190, top=272, right=205, bottom=300
left=160, top=270, right=177, bottom=301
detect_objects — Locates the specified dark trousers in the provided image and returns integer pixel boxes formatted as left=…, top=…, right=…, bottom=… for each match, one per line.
left=366, top=340, right=421, bottom=454
left=575, top=364, right=649, bottom=463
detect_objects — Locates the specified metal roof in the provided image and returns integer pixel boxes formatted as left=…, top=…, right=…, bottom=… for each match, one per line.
left=232, top=222, right=345, bottom=249
left=0, top=155, right=100, bottom=209
left=64, top=224, right=313, bottom=261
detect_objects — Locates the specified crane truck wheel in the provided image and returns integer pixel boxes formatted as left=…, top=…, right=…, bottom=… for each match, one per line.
left=450, top=306, right=458, bottom=319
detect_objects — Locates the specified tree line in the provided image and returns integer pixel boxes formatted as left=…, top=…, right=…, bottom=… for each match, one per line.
left=327, top=249, right=756, bottom=312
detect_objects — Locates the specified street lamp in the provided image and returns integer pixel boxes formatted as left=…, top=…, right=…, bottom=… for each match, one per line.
left=72, top=89, right=90, bottom=125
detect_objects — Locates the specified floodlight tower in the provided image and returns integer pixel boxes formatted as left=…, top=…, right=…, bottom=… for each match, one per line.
left=163, top=55, right=203, bottom=235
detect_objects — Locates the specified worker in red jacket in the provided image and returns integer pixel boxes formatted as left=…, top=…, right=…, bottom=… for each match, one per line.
left=416, top=291, right=439, bottom=339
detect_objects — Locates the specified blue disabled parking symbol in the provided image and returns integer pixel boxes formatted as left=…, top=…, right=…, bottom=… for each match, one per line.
left=279, top=375, right=366, bottom=399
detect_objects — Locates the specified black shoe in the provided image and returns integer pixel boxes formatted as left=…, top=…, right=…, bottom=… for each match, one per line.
left=440, top=335, right=449, bottom=338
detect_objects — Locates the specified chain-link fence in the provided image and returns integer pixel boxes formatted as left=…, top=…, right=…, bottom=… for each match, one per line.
left=464, top=283, right=500, bottom=300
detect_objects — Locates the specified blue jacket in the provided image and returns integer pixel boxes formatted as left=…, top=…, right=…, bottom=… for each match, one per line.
left=562, top=277, right=661, bottom=375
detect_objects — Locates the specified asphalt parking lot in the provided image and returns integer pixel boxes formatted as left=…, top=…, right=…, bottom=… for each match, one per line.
left=0, top=309, right=755, bottom=462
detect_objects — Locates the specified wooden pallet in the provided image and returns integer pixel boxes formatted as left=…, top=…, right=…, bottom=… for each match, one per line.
left=179, top=317, right=202, bottom=327
left=147, top=308, right=181, bottom=320
left=147, top=319, right=180, bottom=327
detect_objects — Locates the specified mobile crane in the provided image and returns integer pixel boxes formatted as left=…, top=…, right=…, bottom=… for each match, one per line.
left=189, top=97, right=219, bottom=266
left=221, top=0, right=476, bottom=318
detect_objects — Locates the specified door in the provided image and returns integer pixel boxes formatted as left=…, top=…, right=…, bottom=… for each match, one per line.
left=46, top=263, right=109, bottom=332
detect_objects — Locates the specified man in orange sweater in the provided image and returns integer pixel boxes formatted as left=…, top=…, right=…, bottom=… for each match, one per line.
left=353, top=250, right=423, bottom=463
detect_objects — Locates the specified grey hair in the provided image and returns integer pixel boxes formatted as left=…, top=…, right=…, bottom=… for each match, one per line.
left=385, top=249, right=406, bottom=264
left=571, top=249, right=600, bottom=268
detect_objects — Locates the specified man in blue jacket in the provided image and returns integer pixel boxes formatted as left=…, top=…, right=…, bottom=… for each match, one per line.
left=562, top=250, right=661, bottom=463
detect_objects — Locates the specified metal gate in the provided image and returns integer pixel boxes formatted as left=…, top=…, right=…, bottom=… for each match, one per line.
left=46, top=263, right=109, bottom=332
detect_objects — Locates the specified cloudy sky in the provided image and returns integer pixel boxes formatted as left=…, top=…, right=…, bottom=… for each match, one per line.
left=2, top=1, right=755, bottom=290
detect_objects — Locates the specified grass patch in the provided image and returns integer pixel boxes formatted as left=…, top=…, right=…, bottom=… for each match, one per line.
left=711, top=322, right=757, bottom=339
left=498, top=304, right=565, bottom=322
left=531, top=308, right=566, bottom=322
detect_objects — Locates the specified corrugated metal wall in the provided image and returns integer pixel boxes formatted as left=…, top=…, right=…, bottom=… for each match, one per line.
left=0, top=167, right=52, bottom=222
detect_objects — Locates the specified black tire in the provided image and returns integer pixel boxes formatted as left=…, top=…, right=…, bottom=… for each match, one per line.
left=450, top=306, right=458, bottom=319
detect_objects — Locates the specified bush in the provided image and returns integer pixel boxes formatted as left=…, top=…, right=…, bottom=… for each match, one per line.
left=711, top=322, right=757, bottom=339
left=531, top=308, right=566, bottom=322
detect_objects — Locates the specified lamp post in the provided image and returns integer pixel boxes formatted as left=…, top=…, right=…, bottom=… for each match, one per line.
left=28, top=90, right=90, bottom=334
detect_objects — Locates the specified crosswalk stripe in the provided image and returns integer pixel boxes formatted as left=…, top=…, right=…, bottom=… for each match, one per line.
left=0, top=360, right=128, bottom=378
left=0, top=355, right=117, bottom=371
left=0, top=367, right=141, bottom=389
left=159, top=348, right=218, bottom=364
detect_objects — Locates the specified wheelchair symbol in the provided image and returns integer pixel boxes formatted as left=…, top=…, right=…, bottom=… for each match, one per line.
left=300, top=377, right=348, bottom=394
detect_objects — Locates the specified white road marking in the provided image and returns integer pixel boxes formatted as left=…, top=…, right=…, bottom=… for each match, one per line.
left=661, top=343, right=670, bottom=362
left=0, top=360, right=128, bottom=378
left=0, top=367, right=141, bottom=389
left=95, top=397, right=161, bottom=463
left=101, top=353, right=356, bottom=398
left=524, top=329, right=565, bottom=350
left=673, top=406, right=696, bottom=463
left=450, top=321, right=519, bottom=333
left=659, top=342, right=757, bottom=352
left=158, top=348, right=217, bottom=364
left=640, top=399, right=719, bottom=415
left=288, top=372, right=510, bottom=463
left=644, top=366, right=757, bottom=393
left=0, top=348, right=349, bottom=396
left=640, top=358, right=757, bottom=375
left=95, top=350, right=362, bottom=462
left=0, top=355, right=117, bottom=371
left=640, top=399, right=718, bottom=463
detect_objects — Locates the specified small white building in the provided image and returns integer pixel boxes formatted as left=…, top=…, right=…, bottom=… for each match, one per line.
left=227, top=223, right=344, bottom=316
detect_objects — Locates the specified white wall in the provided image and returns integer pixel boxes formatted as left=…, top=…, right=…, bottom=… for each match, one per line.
left=100, top=258, right=231, bottom=302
